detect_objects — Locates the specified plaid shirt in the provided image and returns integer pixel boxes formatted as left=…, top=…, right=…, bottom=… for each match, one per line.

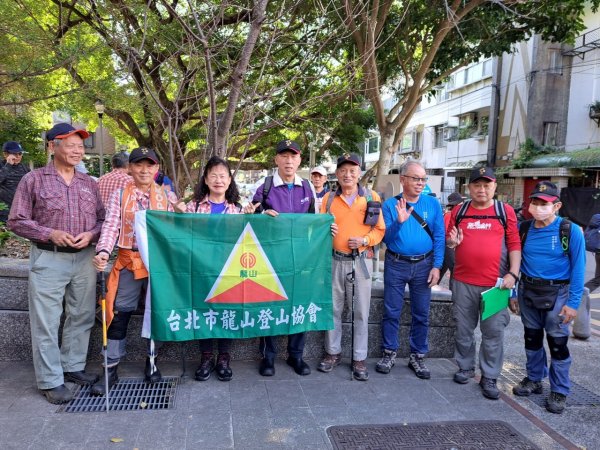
left=96, top=185, right=178, bottom=254
left=97, top=169, right=133, bottom=207
left=8, top=163, right=105, bottom=243
left=185, top=196, right=242, bottom=214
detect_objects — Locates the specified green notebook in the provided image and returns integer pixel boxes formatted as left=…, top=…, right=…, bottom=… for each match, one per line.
left=481, top=287, right=510, bottom=320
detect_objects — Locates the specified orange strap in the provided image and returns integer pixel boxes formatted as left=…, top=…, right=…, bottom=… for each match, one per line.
left=101, top=249, right=148, bottom=327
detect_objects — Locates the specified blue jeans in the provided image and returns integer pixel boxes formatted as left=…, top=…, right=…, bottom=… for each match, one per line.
left=382, top=252, right=432, bottom=354
left=518, top=284, right=571, bottom=395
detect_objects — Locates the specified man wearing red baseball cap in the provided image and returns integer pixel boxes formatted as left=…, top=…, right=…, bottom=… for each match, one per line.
left=511, top=181, right=586, bottom=414
left=8, top=123, right=104, bottom=404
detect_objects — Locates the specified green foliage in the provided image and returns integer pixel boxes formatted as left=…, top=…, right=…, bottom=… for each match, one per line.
left=0, top=110, right=46, bottom=167
left=0, top=202, right=13, bottom=247
left=511, top=138, right=554, bottom=169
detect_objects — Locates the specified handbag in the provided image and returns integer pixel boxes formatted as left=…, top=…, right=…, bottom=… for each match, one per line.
left=522, top=282, right=560, bottom=311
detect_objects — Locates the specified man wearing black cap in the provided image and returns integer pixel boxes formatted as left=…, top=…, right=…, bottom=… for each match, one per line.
left=511, top=181, right=585, bottom=414
left=0, top=141, right=29, bottom=223
left=446, top=166, right=521, bottom=400
left=8, top=123, right=104, bottom=404
left=91, top=147, right=178, bottom=395
left=317, top=154, right=385, bottom=380
left=248, top=139, right=316, bottom=377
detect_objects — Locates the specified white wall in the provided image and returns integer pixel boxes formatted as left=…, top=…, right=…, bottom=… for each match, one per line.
left=565, top=9, right=600, bottom=151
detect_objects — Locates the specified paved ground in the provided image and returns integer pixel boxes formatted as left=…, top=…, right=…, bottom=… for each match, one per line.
left=1, top=254, right=597, bottom=449
left=1, top=309, right=599, bottom=450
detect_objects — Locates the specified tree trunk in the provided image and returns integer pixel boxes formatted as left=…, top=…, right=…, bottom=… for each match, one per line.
left=373, top=129, right=396, bottom=191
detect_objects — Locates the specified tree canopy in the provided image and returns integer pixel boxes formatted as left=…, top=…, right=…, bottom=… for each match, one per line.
left=0, top=0, right=597, bottom=189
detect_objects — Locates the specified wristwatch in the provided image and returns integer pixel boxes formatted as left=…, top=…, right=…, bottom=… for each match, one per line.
left=362, top=237, right=368, bottom=247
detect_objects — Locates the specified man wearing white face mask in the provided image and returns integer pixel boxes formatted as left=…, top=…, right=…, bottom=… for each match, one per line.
left=511, top=181, right=586, bottom=414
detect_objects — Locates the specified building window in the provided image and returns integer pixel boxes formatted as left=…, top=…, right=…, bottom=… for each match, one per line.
left=434, top=125, right=446, bottom=148
left=543, top=122, right=559, bottom=146
left=367, top=136, right=379, bottom=154
left=548, top=49, right=562, bottom=74
left=482, top=59, right=492, bottom=77
left=413, top=131, right=423, bottom=152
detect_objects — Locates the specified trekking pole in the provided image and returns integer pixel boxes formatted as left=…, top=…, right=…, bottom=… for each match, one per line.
left=347, top=249, right=358, bottom=380
left=100, top=272, right=110, bottom=413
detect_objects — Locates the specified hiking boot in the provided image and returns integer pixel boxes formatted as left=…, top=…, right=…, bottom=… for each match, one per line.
left=352, top=360, right=369, bottom=381
left=144, top=357, right=162, bottom=384
left=286, top=356, right=311, bottom=375
left=546, top=392, right=567, bottom=414
left=453, top=368, right=475, bottom=384
left=512, top=377, right=543, bottom=397
left=195, top=352, right=215, bottom=381
left=259, top=357, right=275, bottom=377
left=375, top=349, right=397, bottom=374
left=216, top=353, right=232, bottom=382
left=64, top=370, right=99, bottom=386
left=91, top=365, right=119, bottom=396
left=317, top=353, right=342, bottom=373
left=408, top=353, right=430, bottom=379
left=479, top=376, right=500, bottom=400
left=40, top=384, right=73, bottom=404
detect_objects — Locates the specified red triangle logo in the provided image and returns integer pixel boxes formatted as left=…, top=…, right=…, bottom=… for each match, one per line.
left=206, top=278, right=288, bottom=304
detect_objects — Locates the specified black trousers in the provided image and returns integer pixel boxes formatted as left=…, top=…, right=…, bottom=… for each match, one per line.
left=259, top=332, right=306, bottom=359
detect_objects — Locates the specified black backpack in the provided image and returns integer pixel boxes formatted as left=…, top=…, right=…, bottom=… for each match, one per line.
left=519, top=218, right=571, bottom=255
left=455, top=199, right=507, bottom=230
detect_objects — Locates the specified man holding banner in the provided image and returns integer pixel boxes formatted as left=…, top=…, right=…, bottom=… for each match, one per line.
left=91, top=147, right=178, bottom=395
left=318, top=154, right=385, bottom=381
left=247, top=139, right=316, bottom=377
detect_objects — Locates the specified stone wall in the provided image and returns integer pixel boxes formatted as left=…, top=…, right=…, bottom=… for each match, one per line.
left=0, top=257, right=455, bottom=362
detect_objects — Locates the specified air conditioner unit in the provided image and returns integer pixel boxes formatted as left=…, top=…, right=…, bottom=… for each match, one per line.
left=443, top=127, right=457, bottom=140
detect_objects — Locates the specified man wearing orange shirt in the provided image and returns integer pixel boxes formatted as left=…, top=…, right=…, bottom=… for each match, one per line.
left=317, top=154, right=385, bottom=380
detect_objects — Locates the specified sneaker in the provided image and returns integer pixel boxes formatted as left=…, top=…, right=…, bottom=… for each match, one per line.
left=453, top=368, right=475, bottom=384
left=317, top=353, right=341, bottom=373
left=512, top=377, right=543, bottom=397
left=352, top=360, right=369, bottom=381
left=216, top=353, right=232, bottom=382
left=375, top=349, right=397, bottom=374
left=195, top=352, right=215, bottom=381
left=479, top=376, right=500, bottom=400
left=408, top=353, right=430, bottom=379
left=546, top=392, right=567, bottom=414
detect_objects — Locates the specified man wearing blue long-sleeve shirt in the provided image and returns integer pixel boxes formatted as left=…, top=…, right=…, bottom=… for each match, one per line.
left=376, top=161, right=445, bottom=379
left=511, top=181, right=585, bottom=414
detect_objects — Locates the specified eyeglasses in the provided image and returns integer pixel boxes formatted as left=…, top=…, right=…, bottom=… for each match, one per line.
left=403, top=175, right=428, bottom=183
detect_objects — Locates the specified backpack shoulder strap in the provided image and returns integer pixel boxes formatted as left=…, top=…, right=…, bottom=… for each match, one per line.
left=519, top=219, right=533, bottom=247
left=261, top=175, right=273, bottom=207
left=301, top=178, right=315, bottom=214
left=494, top=199, right=507, bottom=229
left=560, top=218, right=571, bottom=255
left=325, top=190, right=337, bottom=214
left=455, top=200, right=471, bottom=226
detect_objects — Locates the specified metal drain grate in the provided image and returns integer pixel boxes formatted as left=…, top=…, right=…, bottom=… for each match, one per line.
left=327, top=421, right=539, bottom=450
left=500, top=366, right=600, bottom=408
left=57, top=377, right=179, bottom=413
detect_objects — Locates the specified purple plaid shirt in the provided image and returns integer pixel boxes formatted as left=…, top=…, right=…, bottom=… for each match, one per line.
left=8, top=163, right=105, bottom=243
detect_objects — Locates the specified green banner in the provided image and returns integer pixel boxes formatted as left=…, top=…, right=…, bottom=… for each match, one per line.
left=143, top=212, right=333, bottom=341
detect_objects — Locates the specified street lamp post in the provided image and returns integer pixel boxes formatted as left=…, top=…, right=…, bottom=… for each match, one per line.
left=94, top=99, right=105, bottom=177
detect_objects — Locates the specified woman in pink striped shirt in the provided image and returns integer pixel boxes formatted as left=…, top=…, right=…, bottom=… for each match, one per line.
left=175, top=156, right=248, bottom=381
